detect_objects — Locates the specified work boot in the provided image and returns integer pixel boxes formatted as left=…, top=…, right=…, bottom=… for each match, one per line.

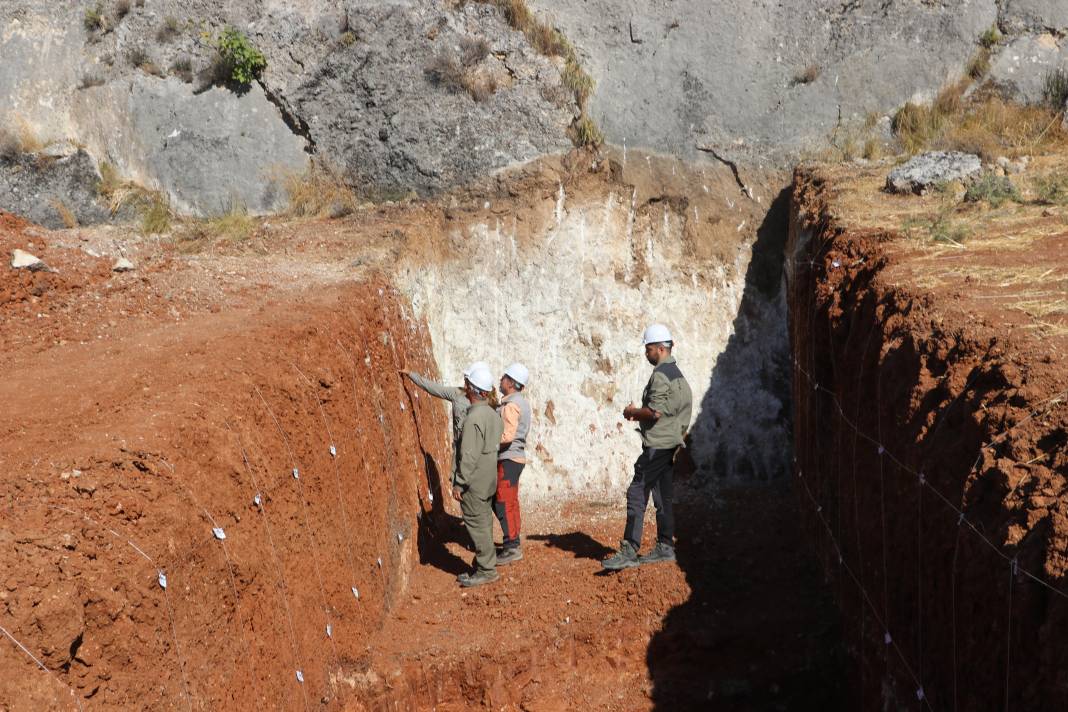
left=458, top=569, right=500, bottom=588
left=638, top=542, right=676, bottom=565
left=496, top=546, right=523, bottom=566
left=602, top=540, right=640, bottom=570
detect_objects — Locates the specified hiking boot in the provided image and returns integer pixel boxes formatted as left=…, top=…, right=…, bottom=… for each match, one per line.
left=496, top=547, right=523, bottom=566
left=602, top=540, right=640, bottom=570
left=458, top=569, right=500, bottom=588
left=638, top=542, right=676, bottom=565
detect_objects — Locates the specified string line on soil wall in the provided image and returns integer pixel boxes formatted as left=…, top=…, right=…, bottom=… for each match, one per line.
left=253, top=386, right=343, bottom=662
left=228, top=423, right=313, bottom=712
left=793, top=254, right=1068, bottom=708
left=0, top=621, right=85, bottom=712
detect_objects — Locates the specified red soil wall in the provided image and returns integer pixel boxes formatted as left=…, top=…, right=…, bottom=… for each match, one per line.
left=0, top=276, right=450, bottom=710
left=787, top=168, right=1068, bottom=710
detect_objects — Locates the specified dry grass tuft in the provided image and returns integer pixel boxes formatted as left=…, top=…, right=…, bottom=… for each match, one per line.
left=139, top=193, right=172, bottom=235
left=0, top=121, right=46, bottom=158
left=568, top=115, right=603, bottom=148
left=156, top=16, right=180, bottom=43
left=460, top=36, right=490, bottom=67
left=51, top=200, right=79, bottom=229
left=426, top=50, right=499, bottom=102
left=283, top=163, right=359, bottom=218
left=793, top=64, right=820, bottom=86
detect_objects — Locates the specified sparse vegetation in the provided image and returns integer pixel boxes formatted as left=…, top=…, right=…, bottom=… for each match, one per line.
left=964, top=173, right=1022, bottom=208
left=339, top=30, right=356, bottom=46
left=171, top=57, right=194, bottom=83
left=212, top=27, right=267, bottom=87
left=1044, top=69, right=1068, bottom=110
left=79, top=71, right=106, bottom=89
left=114, top=0, right=131, bottom=20
left=793, top=64, right=820, bottom=86
left=283, top=163, right=359, bottom=218
left=0, top=130, right=18, bottom=162
left=460, top=36, right=490, bottom=67
left=1032, top=173, right=1068, bottom=205
left=425, top=50, right=498, bottom=102
left=862, top=137, right=881, bottom=160
left=967, top=48, right=991, bottom=80
left=0, top=121, right=45, bottom=158
left=207, top=203, right=254, bottom=241
left=902, top=209, right=970, bottom=247
left=84, top=3, right=105, bottom=32
left=568, top=115, right=603, bottom=148
left=127, top=46, right=150, bottom=68
left=892, top=79, right=1068, bottom=159
left=156, top=16, right=180, bottom=43
left=979, top=24, right=1002, bottom=49
left=139, top=193, right=172, bottom=235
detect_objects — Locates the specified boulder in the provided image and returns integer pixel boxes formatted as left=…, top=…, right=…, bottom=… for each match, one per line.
left=886, top=152, right=982, bottom=195
left=112, top=257, right=135, bottom=272
left=0, top=150, right=114, bottom=229
left=1001, top=0, right=1068, bottom=33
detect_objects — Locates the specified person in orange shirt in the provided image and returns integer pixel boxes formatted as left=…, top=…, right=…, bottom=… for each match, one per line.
left=494, top=362, right=531, bottom=565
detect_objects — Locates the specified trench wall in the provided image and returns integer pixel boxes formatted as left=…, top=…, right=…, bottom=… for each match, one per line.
left=395, top=154, right=792, bottom=499
left=787, top=168, right=1068, bottom=710
left=0, top=280, right=450, bottom=710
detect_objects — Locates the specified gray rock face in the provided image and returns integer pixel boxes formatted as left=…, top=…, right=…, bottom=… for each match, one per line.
left=885, top=152, right=982, bottom=195
left=988, top=33, right=1068, bottom=104
left=0, top=0, right=575, bottom=212
left=0, top=150, right=114, bottom=229
left=1002, top=0, right=1068, bottom=32
left=72, top=76, right=308, bottom=216
left=530, top=0, right=997, bottom=162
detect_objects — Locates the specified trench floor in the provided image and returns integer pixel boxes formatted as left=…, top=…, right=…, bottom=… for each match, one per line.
left=347, top=479, right=848, bottom=711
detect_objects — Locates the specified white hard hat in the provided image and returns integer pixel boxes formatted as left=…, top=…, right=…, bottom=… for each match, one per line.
left=503, top=362, right=529, bottom=386
left=642, top=324, right=673, bottom=345
left=463, top=360, right=489, bottom=379
left=466, top=364, right=494, bottom=393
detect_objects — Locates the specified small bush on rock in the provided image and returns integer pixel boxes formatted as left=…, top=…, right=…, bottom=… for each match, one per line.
left=114, top=0, right=131, bottom=20
left=1032, top=173, right=1068, bottom=206
left=460, top=36, right=490, bottom=67
left=212, top=28, right=266, bottom=87
left=79, top=71, right=106, bottom=89
left=84, top=3, right=105, bottom=32
left=156, top=16, right=180, bottom=43
left=793, top=64, right=820, bottom=85
left=979, top=24, right=1001, bottom=48
left=569, top=116, right=603, bottom=148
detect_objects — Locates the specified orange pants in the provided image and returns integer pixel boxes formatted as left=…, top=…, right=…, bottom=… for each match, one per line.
left=493, top=460, right=524, bottom=549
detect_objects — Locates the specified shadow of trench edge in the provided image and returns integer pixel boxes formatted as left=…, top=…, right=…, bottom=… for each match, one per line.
left=645, top=184, right=851, bottom=710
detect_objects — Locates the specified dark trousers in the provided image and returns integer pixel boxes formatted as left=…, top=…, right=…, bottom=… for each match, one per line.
left=624, top=446, right=676, bottom=548
left=493, top=460, right=524, bottom=549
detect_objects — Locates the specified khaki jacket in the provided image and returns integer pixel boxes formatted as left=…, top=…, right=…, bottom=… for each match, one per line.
left=456, top=401, right=504, bottom=499
left=639, top=355, right=693, bottom=449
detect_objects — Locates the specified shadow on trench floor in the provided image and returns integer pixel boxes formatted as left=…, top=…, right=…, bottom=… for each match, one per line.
left=354, top=477, right=848, bottom=710
left=648, top=478, right=850, bottom=711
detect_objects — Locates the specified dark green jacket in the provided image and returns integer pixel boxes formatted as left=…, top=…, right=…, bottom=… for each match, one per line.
left=456, top=401, right=504, bottom=499
left=639, top=355, right=693, bottom=449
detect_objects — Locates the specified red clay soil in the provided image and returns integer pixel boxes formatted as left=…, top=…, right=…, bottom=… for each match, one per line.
left=789, top=167, right=1068, bottom=710
left=1, top=198, right=845, bottom=711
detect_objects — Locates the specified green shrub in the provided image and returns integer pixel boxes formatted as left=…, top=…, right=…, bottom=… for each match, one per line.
left=140, top=194, right=172, bottom=235
left=964, top=173, right=1022, bottom=208
left=213, top=28, right=266, bottom=86
left=979, top=24, right=1001, bottom=48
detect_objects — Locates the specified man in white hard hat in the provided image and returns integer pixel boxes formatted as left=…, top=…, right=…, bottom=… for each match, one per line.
left=401, top=361, right=489, bottom=487
left=453, top=363, right=504, bottom=587
left=494, top=362, right=532, bottom=565
left=602, top=324, right=693, bottom=570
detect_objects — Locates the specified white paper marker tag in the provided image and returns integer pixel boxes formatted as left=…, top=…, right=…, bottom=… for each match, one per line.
left=326, top=624, right=333, bottom=638
left=292, top=468, right=300, bottom=480
left=253, top=493, right=263, bottom=508
left=397, top=533, right=404, bottom=543
left=329, top=445, right=337, bottom=457
left=212, top=527, right=226, bottom=541
left=158, top=571, right=168, bottom=589
left=884, top=632, right=892, bottom=645
left=376, top=557, right=382, bottom=568
left=351, top=587, right=359, bottom=600
left=295, top=670, right=304, bottom=683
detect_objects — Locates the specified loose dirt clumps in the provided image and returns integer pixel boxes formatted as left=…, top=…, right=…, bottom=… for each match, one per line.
left=788, top=164, right=1068, bottom=709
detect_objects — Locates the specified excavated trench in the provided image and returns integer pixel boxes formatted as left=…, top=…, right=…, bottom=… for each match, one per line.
left=8, top=152, right=1064, bottom=711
